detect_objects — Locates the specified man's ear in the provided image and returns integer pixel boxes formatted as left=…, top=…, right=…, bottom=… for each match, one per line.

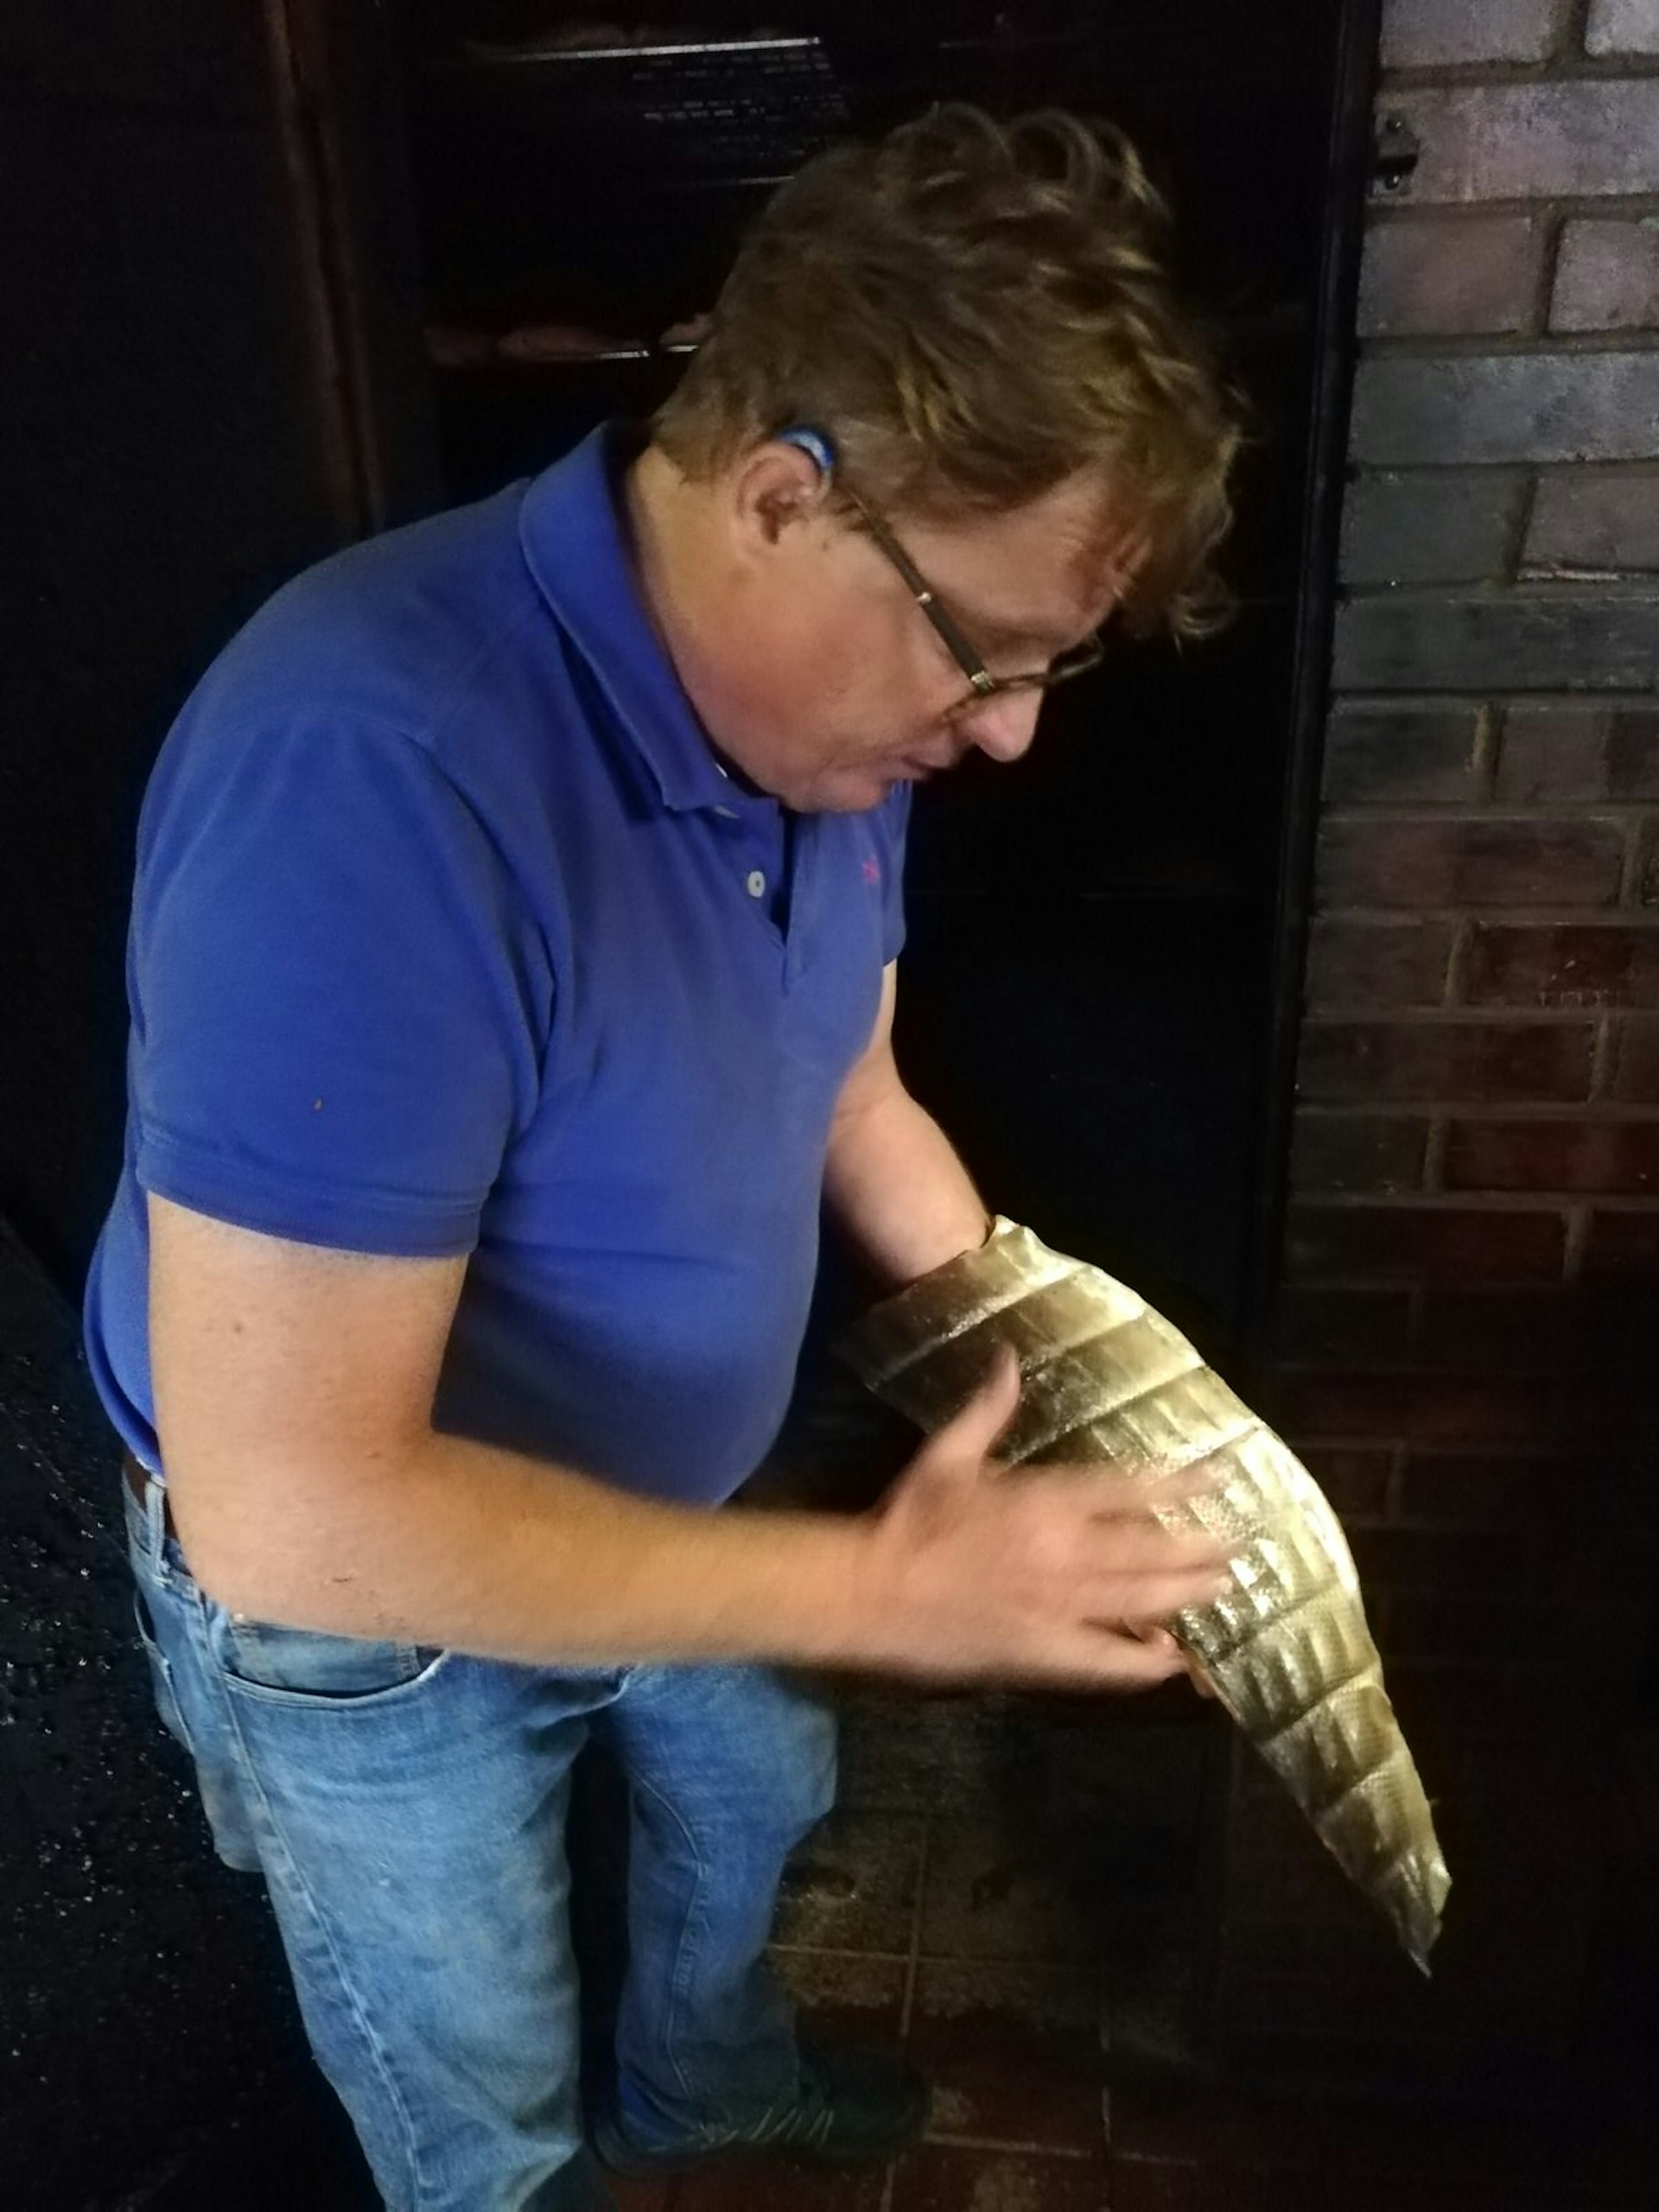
left=729, top=439, right=833, bottom=550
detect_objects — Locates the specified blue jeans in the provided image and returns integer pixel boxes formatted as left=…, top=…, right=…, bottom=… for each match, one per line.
left=124, top=1471, right=838, bottom=2212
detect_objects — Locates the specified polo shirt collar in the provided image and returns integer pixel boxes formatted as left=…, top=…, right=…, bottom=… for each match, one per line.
left=518, top=423, right=767, bottom=817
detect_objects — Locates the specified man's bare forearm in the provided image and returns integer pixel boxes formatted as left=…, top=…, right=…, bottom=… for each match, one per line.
left=823, top=1077, right=990, bottom=1291
left=149, top=1198, right=1226, bottom=1694
left=184, top=1422, right=880, bottom=1669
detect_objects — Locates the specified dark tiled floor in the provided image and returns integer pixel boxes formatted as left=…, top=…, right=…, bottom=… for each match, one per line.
left=620, top=1699, right=1659, bottom=2212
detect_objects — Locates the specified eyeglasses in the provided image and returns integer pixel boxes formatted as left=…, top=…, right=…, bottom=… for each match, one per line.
left=840, top=488, right=1107, bottom=720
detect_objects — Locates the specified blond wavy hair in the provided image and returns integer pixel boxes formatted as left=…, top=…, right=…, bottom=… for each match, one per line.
left=653, top=105, right=1243, bottom=640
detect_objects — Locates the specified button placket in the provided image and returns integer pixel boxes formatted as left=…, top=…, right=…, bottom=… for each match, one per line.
left=782, top=820, right=822, bottom=988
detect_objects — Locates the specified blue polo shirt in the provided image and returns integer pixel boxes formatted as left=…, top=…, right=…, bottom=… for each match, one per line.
left=83, top=426, right=909, bottom=1504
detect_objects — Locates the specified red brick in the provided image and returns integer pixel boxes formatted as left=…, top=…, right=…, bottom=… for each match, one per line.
left=1444, top=1116, right=1659, bottom=1193
left=1350, top=353, right=1659, bottom=466
left=1395, top=1450, right=1560, bottom=1523
left=1349, top=1523, right=1532, bottom=1594
left=1341, top=470, right=1527, bottom=588
left=1394, top=1450, right=1647, bottom=1535
left=1587, top=0, right=1659, bottom=58
left=1322, top=703, right=1484, bottom=803
left=1381, top=0, right=1571, bottom=67
left=1277, top=1372, right=1409, bottom=1439
left=1414, top=1287, right=1570, bottom=1371
left=1411, top=1373, right=1554, bottom=1446
left=1418, top=1284, right=1659, bottom=1373
left=1357, top=216, right=1540, bottom=337
left=1285, top=1204, right=1565, bottom=1283
left=1523, top=472, right=1659, bottom=575
left=1333, top=592, right=1659, bottom=690
left=1417, top=1287, right=1557, bottom=1368
left=906, top=1961, right=1101, bottom=2155
left=1581, top=1206, right=1659, bottom=1279
left=677, top=2148, right=888, bottom=2209
left=1297, top=1019, right=1593, bottom=1103
left=1297, top=1445, right=1395, bottom=1519
left=1306, top=918, right=1454, bottom=1007
left=1105, top=2078, right=1328, bottom=2170
left=1463, top=922, right=1659, bottom=1009
left=1612, top=1017, right=1659, bottom=1099
left=1105, top=2162, right=1200, bottom=2212
left=891, top=2145, right=1102, bottom=2212
left=1274, top=1287, right=1415, bottom=1366
left=1637, top=820, right=1659, bottom=910
left=1494, top=702, right=1659, bottom=801
left=1385, top=1594, right=1594, bottom=1665
left=1381, top=83, right=1659, bottom=204
left=1285, top=1371, right=1554, bottom=1447
left=1290, top=1111, right=1428, bottom=1192
left=1315, top=817, right=1623, bottom=909
left=1550, top=217, right=1659, bottom=333
left=608, top=2181, right=672, bottom=2212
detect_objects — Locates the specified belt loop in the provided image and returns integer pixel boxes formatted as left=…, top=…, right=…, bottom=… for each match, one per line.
left=144, top=1468, right=169, bottom=1555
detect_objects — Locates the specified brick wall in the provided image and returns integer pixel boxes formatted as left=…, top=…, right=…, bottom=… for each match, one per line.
left=1217, top=0, right=1659, bottom=2074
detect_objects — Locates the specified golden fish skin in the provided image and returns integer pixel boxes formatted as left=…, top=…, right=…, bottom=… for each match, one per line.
left=840, top=1218, right=1450, bottom=1970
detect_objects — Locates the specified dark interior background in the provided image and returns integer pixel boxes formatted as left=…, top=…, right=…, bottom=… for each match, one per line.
left=400, top=0, right=1346, bottom=1343
left=3, top=0, right=1351, bottom=1342
left=0, top=2, right=1364, bottom=2202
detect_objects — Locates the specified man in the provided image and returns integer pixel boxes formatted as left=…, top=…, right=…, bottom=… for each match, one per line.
left=85, top=105, right=1240, bottom=2210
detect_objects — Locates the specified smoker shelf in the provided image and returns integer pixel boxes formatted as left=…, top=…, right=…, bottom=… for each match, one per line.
left=428, top=31, right=854, bottom=181
left=424, top=324, right=702, bottom=370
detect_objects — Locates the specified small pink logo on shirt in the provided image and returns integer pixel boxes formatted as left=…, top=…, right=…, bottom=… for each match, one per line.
left=861, top=855, right=880, bottom=885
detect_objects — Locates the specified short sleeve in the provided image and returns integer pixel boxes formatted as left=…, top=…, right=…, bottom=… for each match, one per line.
left=130, top=713, right=552, bottom=1256
left=880, top=783, right=912, bottom=963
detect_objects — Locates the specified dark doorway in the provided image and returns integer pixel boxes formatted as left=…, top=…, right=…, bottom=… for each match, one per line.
left=389, top=0, right=1359, bottom=1345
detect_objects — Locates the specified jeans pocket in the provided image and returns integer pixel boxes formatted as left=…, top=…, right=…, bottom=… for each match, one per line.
left=216, top=1612, right=448, bottom=1708
left=131, top=1584, right=193, bottom=1752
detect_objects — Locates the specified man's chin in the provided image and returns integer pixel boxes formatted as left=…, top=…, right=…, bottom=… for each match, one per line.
left=801, top=769, right=907, bottom=813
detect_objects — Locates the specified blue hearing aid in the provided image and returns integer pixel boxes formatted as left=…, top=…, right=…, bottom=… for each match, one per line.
left=776, top=425, right=838, bottom=476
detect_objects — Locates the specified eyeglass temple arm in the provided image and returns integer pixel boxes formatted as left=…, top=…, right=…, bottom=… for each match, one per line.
left=842, top=492, right=995, bottom=694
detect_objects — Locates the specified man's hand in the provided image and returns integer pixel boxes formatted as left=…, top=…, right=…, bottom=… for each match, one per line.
left=853, top=1347, right=1232, bottom=1689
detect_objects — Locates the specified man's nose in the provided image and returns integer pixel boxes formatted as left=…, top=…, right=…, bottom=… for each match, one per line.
left=963, top=690, right=1043, bottom=766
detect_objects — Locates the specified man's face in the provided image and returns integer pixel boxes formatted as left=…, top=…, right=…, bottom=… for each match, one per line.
left=711, top=458, right=1144, bottom=814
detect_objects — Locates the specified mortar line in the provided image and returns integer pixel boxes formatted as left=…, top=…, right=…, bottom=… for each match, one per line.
left=1530, top=203, right=1566, bottom=346
left=879, top=1822, right=931, bottom=2212
left=1444, top=913, right=1473, bottom=1007
left=926, top=2133, right=1093, bottom=2160
left=1506, top=467, right=1542, bottom=583
left=1591, top=1012, right=1618, bottom=1098
left=1562, top=1204, right=1591, bottom=1282
left=1471, top=702, right=1502, bottom=798
left=899, top=1816, right=931, bottom=2039
left=1421, top=1114, right=1449, bottom=1192
left=1618, top=818, right=1645, bottom=907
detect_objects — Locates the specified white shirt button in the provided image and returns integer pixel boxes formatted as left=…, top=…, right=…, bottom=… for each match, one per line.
left=746, top=869, right=766, bottom=899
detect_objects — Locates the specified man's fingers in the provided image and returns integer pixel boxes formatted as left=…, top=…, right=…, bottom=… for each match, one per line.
left=1043, top=1625, right=1193, bottom=1690
left=1076, top=1517, right=1235, bottom=1576
left=1124, top=1621, right=1217, bottom=1697
left=1082, top=1461, right=1230, bottom=1516
left=1079, top=1564, right=1232, bottom=1623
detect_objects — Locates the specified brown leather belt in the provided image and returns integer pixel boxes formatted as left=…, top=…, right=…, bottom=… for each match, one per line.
left=123, top=1448, right=176, bottom=1537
